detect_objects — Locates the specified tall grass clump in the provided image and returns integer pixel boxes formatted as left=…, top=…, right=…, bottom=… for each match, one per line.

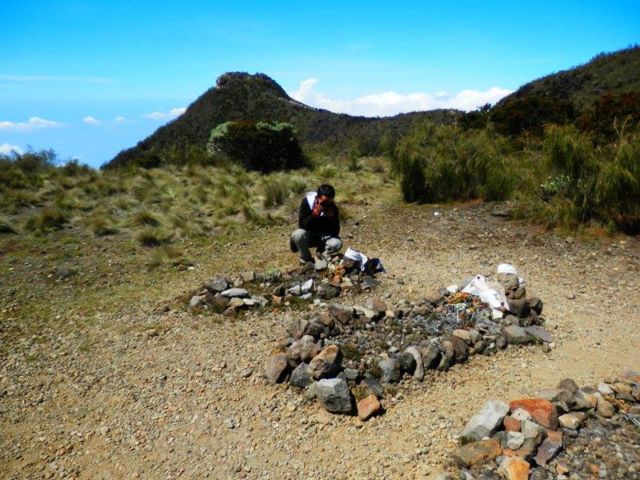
left=129, top=209, right=162, bottom=227
left=394, top=123, right=515, bottom=203
left=0, top=217, right=17, bottom=234
left=24, top=206, right=69, bottom=233
left=595, top=134, right=640, bottom=232
left=135, top=227, right=171, bottom=247
left=262, top=177, right=291, bottom=207
left=86, top=212, right=119, bottom=236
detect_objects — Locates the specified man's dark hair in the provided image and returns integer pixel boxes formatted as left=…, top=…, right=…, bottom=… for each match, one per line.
left=317, top=184, right=336, bottom=198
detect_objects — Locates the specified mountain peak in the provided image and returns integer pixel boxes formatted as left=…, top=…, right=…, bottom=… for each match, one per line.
left=215, top=72, right=289, bottom=98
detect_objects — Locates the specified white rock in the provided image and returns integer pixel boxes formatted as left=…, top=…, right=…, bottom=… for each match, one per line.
left=597, top=382, right=614, bottom=395
left=506, top=431, right=525, bottom=450
left=460, top=400, right=510, bottom=441
left=512, top=408, right=533, bottom=422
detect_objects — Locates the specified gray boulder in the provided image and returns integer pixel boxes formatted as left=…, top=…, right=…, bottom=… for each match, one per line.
left=205, top=275, right=228, bottom=292
left=315, top=378, right=353, bottom=414
left=525, top=326, right=553, bottom=343
left=502, top=325, right=533, bottom=344
left=362, top=374, right=384, bottom=398
left=220, top=288, right=249, bottom=298
left=379, top=357, right=401, bottom=384
left=404, top=346, right=424, bottom=381
left=290, top=362, right=313, bottom=388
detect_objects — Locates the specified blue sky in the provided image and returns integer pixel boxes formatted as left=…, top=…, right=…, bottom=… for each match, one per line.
left=1, top=1, right=638, bottom=167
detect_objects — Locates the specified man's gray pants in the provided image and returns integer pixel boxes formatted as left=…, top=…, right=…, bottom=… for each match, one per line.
left=290, top=229, right=342, bottom=262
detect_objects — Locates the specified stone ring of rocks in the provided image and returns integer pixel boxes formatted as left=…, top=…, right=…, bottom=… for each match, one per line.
left=187, top=255, right=380, bottom=317
left=264, top=269, right=554, bottom=422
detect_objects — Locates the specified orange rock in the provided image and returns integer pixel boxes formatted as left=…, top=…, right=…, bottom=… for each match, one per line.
left=498, top=456, right=530, bottom=480
left=357, top=394, right=382, bottom=421
left=509, top=398, right=558, bottom=429
left=556, top=460, right=570, bottom=474
left=546, top=429, right=563, bottom=443
left=503, top=415, right=521, bottom=432
left=452, top=438, right=502, bottom=467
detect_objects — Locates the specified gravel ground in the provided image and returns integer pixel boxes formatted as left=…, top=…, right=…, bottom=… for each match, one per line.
left=1, top=201, right=639, bottom=479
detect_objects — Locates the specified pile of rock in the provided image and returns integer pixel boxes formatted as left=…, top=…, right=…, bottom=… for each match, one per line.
left=187, top=258, right=381, bottom=316
left=264, top=277, right=553, bottom=420
left=447, top=372, right=640, bottom=480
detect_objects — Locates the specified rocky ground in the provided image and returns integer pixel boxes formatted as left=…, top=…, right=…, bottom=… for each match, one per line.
left=1, top=201, right=639, bottom=479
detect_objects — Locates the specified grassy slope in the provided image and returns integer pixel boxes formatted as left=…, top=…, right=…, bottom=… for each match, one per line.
left=0, top=158, right=398, bottom=348
left=498, top=45, right=640, bottom=111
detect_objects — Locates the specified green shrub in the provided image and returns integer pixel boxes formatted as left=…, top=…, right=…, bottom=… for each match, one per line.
left=542, top=125, right=597, bottom=223
left=491, top=95, right=575, bottom=137
left=400, top=158, right=428, bottom=203
left=207, top=121, right=308, bottom=172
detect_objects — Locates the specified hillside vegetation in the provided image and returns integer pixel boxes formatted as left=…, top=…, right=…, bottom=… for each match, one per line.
left=496, top=45, right=640, bottom=111
left=105, top=72, right=460, bottom=169
left=4, top=47, right=640, bottom=236
left=0, top=150, right=394, bottom=266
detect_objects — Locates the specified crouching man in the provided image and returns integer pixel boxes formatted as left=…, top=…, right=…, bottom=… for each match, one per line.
left=290, top=184, right=342, bottom=264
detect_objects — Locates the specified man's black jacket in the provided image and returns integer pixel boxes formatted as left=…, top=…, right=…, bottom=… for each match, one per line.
left=298, top=197, right=340, bottom=237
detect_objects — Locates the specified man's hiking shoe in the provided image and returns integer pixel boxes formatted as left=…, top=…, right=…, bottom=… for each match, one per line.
left=299, top=257, right=312, bottom=265
left=290, top=236, right=298, bottom=253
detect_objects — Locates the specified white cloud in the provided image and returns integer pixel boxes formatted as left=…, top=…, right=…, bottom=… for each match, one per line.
left=82, top=115, right=101, bottom=125
left=143, top=107, right=187, bottom=120
left=114, top=116, right=126, bottom=123
left=289, top=79, right=513, bottom=116
left=0, top=116, right=62, bottom=131
left=0, top=143, right=23, bottom=155
left=291, top=78, right=319, bottom=103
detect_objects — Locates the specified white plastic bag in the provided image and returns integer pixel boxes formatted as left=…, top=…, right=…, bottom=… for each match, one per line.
left=462, top=274, right=510, bottom=310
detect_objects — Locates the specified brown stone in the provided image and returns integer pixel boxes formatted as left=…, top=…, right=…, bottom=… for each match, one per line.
left=498, top=456, right=530, bottom=480
left=264, top=351, right=288, bottom=384
left=510, top=398, right=558, bottom=430
left=622, top=370, right=640, bottom=383
left=307, top=344, right=342, bottom=379
left=329, top=304, right=354, bottom=324
left=596, top=396, right=616, bottom=418
left=449, top=335, right=469, bottom=361
left=425, top=291, right=445, bottom=305
left=558, top=412, right=586, bottom=430
left=365, top=297, right=387, bottom=314
left=557, top=378, right=579, bottom=393
left=534, top=430, right=563, bottom=467
left=503, top=415, right=521, bottom=432
left=317, top=312, right=335, bottom=328
left=556, top=460, right=571, bottom=474
left=452, top=438, right=502, bottom=467
left=357, top=394, right=382, bottom=421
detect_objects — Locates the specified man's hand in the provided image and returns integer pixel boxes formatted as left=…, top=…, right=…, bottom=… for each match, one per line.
left=312, top=201, right=323, bottom=217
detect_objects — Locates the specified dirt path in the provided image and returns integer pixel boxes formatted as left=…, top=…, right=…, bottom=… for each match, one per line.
left=2, top=202, right=639, bottom=479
